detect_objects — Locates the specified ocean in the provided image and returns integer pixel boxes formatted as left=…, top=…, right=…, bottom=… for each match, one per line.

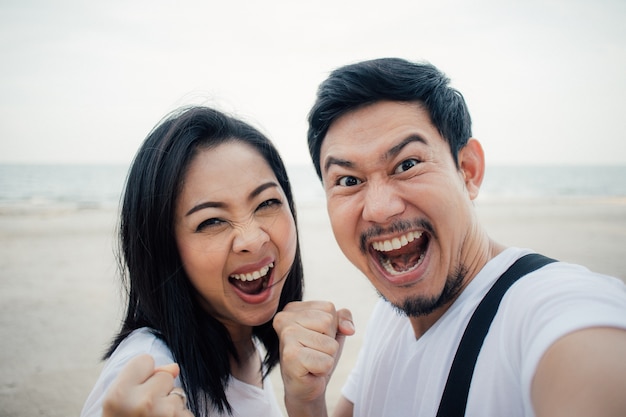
left=0, top=163, right=625, bottom=209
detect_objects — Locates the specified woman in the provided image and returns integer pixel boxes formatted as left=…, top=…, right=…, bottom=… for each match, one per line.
left=81, top=106, right=304, bottom=416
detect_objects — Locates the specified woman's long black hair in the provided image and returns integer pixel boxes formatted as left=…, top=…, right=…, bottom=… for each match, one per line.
left=106, top=106, right=304, bottom=415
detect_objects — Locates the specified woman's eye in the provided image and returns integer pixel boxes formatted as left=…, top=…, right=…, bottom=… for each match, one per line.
left=196, top=218, right=223, bottom=232
left=257, top=198, right=282, bottom=210
left=337, top=176, right=362, bottom=187
left=394, top=158, right=419, bottom=174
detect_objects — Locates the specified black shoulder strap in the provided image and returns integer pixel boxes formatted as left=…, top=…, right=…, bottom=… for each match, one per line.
left=436, top=253, right=557, bottom=417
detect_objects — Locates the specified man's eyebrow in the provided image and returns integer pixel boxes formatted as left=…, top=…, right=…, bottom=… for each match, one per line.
left=185, top=182, right=279, bottom=217
left=323, top=157, right=353, bottom=174
left=323, top=134, right=427, bottom=174
left=386, top=135, right=427, bottom=160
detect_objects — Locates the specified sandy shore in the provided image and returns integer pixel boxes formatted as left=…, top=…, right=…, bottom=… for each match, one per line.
left=1, top=197, right=625, bottom=417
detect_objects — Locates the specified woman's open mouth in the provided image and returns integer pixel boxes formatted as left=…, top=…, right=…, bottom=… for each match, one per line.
left=229, top=262, right=273, bottom=295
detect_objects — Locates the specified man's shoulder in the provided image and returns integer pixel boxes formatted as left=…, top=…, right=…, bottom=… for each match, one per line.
left=496, top=257, right=626, bottom=333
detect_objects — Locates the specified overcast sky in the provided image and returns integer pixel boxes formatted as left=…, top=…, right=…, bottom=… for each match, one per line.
left=1, top=0, right=624, bottom=166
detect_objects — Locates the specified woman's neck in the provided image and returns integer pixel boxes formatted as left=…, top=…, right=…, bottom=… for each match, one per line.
left=229, top=338, right=263, bottom=388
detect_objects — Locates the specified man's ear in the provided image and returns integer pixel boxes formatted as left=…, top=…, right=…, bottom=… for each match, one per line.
left=458, top=138, right=485, bottom=200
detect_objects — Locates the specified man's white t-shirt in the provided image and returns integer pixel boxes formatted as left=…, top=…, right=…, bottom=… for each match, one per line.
left=342, top=247, right=626, bottom=417
left=81, top=327, right=283, bottom=417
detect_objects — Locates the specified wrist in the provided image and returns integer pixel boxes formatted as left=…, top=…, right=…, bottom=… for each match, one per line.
left=285, top=396, right=328, bottom=417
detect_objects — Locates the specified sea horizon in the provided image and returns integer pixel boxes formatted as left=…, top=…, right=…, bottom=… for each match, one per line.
left=1, top=162, right=625, bottom=210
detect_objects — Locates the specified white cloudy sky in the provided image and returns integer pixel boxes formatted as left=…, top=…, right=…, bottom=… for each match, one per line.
left=1, top=0, right=624, bottom=166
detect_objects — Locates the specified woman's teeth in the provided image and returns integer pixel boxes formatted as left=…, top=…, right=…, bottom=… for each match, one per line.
left=230, top=262, right=274, bottom=282
left=372, top=231, right=422, bottom=252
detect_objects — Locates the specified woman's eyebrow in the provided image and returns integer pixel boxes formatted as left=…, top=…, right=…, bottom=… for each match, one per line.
left=185, top=182, right=279, bottom=217
left=248, top=182, right=279, bottom=201
left=185, top=201, right=222, bottom=217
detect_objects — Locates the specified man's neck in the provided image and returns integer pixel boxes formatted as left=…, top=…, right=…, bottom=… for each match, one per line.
left=408, top=237, right=506, bottom=338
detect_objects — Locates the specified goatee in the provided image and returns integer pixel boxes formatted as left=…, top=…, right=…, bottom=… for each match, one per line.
left=381, top=265, right=467, bottom=317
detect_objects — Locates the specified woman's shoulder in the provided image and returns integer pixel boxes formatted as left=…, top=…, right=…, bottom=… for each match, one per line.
left=110, top=327, right=174, bottom=366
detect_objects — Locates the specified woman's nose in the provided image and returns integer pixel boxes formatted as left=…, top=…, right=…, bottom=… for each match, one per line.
left=232, top=221, right=270, bottom=253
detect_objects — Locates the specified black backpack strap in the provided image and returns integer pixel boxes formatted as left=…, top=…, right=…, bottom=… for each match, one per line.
left=436, top=253, right=557, bottom=417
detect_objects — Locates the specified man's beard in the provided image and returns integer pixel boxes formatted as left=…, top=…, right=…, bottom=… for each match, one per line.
left=380, top=264, right=467, bottom=318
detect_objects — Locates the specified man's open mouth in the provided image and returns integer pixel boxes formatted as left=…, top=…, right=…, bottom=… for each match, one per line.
left=228, top=262, right=274, bottom=295
left=370, top=231, right=429, bottom=276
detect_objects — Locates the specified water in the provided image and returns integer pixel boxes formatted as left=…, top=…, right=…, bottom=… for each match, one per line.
left=0, top=163, right=625, bottom=209
left=289, top=164, right=626, bottom=201
left=0, top=164, right=128, bottom=209
left=481, top=165, right=626, bottom=199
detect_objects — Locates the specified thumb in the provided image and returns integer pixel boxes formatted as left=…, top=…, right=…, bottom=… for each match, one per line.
left=337, top=308, right=355, bottom=336
left=154, top=362, right=180, bottom=379
left=331, top=308, right=354, bottom=379
left=115, top=354, right=157, bottom=387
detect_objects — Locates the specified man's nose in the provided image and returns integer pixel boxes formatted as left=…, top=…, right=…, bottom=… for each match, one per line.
left=361, top=181, right=405, bottom=224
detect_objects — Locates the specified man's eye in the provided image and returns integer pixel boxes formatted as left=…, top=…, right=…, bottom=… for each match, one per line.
left=337, top=176, right=362, bottom=187
left=394, top=158, right=419, bottom=174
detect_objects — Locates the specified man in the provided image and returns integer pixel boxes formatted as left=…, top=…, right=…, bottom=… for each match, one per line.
left=273, top=58, right=626, bottom=417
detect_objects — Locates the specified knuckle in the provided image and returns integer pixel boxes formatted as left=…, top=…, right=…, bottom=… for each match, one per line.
left=319, top=301, right=337, bottom=314
left=280, top=343, right=300, bottom=362
left=272, top=311, right=286, bottom=329
left=318, top=311, right=335, bottom=328
left=309, top=310, right=335, bottom=335
left=311, top=351, right=335, bottom=375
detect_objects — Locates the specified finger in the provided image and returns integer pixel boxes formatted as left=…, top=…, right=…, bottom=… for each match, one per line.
left=113, top=354, right=157, bottom=388
left=336, top=308, right=355, bottom=336
left=168, top=388, right=187, bottom=406
left=148, top=392, right=190, bottom=417
left=298, top=346, right=338, bottom=376
left=278, top=313, right=340, bottom=358
left=142, top=367, right=177, bottom=398
left=332, top=309, right=354, bottom=378
left=282, top=300, right=338, bottom=314
left=296, top=309, right=338, bottom=337
left=280, top=329, right=339, bottom=378
left=276, top=302, right=339, bottom=337
left=103, top=355, right=161, bottom=417
left=175, top=409, right=195, bottom=417
left=103, top=356, right=188, bottom=417
left=154, top=363, right=180, bottom=379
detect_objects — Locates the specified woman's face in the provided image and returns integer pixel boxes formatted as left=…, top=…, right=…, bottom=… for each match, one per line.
left=174, top=141, right=297, bottom=337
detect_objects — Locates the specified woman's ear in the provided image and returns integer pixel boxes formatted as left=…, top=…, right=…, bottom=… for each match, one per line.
left=458, top=138, right=485, bottom=200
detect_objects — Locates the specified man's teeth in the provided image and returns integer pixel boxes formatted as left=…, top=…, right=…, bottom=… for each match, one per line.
left=371, top=231, right=422, bottom=252
left=381, top=253, right=424, bottom=276
left=230, top=263, right=274, bottom=282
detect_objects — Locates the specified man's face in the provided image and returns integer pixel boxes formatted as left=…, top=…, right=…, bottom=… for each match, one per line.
left=319, top=100, right=481, bottom=316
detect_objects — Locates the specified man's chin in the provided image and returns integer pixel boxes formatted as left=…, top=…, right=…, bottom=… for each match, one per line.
left=380, top=293, right=443, bottom=317
left=379, top=265, right=467, bottom=318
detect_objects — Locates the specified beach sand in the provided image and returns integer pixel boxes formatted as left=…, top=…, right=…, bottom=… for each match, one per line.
left=1, top=197, right=625, bottom=417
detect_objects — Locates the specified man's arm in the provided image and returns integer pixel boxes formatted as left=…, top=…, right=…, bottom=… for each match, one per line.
left=273, top=301, right=355, bottom=417
left=332, top=395, right=354, bottom=417
left=531, top=327, right=626, bottom=417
